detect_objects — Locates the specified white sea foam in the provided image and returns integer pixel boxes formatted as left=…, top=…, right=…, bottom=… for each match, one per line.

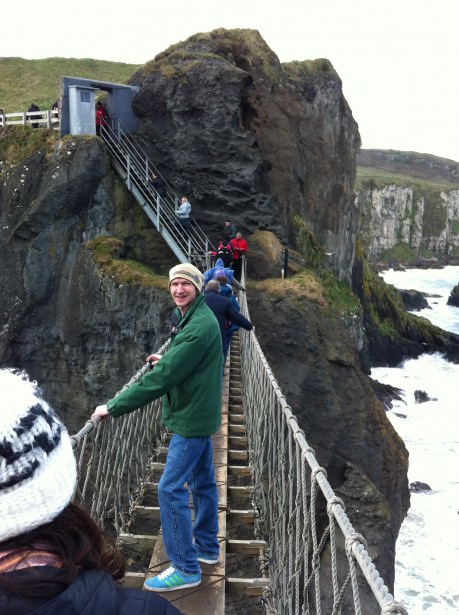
left=371, top=266, right=459, bottom=614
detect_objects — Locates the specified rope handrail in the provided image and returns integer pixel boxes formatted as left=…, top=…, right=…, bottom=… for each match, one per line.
left=70, top=340, right=170, bottom=531
left=236, top=266, right=408, bottom=614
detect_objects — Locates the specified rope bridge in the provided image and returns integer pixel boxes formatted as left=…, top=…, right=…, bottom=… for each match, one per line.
left=70, top=289, right=407, bottom=614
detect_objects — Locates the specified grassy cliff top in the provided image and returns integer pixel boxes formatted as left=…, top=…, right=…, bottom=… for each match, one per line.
left=0, top=57, right=141, bottom=112
left=357, top=148, right=459, bottom=190
left=356, top=165, right=459, bottom=192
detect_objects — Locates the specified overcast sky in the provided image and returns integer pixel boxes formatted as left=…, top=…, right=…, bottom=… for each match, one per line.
left=3, top=0, right=459, bottom=162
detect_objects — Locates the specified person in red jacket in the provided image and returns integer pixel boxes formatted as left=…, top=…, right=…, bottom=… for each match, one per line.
left=230, top=232, right=248, bottom=281
left=95, top=101, right=108, bottom=136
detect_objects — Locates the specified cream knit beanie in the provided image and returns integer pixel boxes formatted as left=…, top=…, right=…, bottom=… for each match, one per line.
left=168, top=263, right=204, bottom=292
left=0, top=369, right=77, bottom=542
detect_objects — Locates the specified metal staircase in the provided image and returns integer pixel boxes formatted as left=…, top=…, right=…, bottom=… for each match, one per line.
left=100, top=121, right=214, bottom=270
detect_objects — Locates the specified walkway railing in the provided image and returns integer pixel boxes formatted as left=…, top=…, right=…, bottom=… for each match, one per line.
left=101, top=120, right=213, bottom=270
left=0, top=109, right=59, bottom=129
left=70, top=340, right=169, bottom=533
left=237, top=284, right=407, bottom=614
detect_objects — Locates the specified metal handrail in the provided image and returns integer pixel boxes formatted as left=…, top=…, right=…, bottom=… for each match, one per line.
left=101, top=119, right=214, bottom=269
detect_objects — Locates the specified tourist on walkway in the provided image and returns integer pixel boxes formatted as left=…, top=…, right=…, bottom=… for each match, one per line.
left=95, top=101, right=108, bottom=136
left=230, top=231, right=248, bottom=281
left=28, top=103, right=40, bottom=128
left=215, top=273, right=242, bottom=353
left=175, top=195, right=192, bottom=238
left=0, top=368, right=182, bottom=614
left=203, top=279, right=253, bottom=365
left=92, top=263, right=223, bottom=592
left=149, top=172, right=167, bottom=198
left=222, top=219, right=237, bottom=242
left=209, top=237, right=234, bottom=268
left=203, top=257, right=245, bottom=291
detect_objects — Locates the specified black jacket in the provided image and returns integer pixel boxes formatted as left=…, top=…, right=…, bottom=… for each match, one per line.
left=0, top=568, right=183, bottom=615
left=203, top=289, right=252, bottom=357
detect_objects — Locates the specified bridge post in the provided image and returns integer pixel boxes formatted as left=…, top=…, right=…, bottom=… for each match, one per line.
left=282, top=247, right=289, bottom=279
left=156, top=195, right=161, bottom=231
left=126, top=154, right=131, bottom=190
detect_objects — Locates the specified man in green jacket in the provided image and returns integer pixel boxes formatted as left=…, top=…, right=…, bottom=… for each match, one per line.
left=92, top=263, right=223, bottom=592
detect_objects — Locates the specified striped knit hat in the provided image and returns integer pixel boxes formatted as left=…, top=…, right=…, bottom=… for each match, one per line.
left=0, top=369, right=77, bottom=543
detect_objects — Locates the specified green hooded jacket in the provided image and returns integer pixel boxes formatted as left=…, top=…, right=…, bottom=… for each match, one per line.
left=106, top=294, right=223, bottom=437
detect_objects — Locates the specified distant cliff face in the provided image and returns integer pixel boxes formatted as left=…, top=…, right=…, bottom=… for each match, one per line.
left=130, top=28, right=361, bottom=282
left=357, top=149, right=459, bottom=264
left=359, top=185, right=459, bottom=258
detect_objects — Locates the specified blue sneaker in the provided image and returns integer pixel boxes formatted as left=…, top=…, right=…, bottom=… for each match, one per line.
left=196, top=551, right=219, bottom=565
left=144, top=566, right=201, bottom=592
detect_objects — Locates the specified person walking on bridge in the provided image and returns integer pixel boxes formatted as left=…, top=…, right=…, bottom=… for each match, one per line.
left=92, top=263, right=223, bottom=593
left=204, top=279, right=254, bottom=365
left=203, top=257, right=245, bottom=292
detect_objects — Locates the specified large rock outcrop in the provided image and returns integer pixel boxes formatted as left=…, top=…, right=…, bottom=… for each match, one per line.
left=130, top=28, right=361, bottom=284
left=0, top=131, right=174, bottom=431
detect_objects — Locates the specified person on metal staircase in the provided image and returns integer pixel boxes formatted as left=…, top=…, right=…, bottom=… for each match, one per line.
left=175, top=195, right=192, bottom=238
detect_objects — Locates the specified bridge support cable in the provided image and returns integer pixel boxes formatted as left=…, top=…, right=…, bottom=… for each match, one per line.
left=70, top=340, right=170, bottom=532
left=236, top=267, right=408, bottom=615
left=100, top=120, right=213, bottom=270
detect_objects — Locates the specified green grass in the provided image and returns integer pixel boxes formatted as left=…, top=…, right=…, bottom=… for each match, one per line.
left=0, top=126, right=58, bottom=167
left=85, top=236, right=169, bottom=289
left=0, top=58, right=142, bottom=113
left=356, top=165, right=459, bottom=191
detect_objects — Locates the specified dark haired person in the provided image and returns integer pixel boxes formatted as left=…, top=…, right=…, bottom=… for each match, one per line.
left=222, top=219, right=236, bottom=241
left=0, top=368, right=182, bottom=614
left=203, top=279, right=254, bottom=365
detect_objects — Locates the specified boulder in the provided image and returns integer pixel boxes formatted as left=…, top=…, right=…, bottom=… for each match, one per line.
left=447, top=283, right=459, bottom=306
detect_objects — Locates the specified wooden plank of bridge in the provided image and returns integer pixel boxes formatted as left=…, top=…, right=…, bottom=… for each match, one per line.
left=143, top=360, right=230, bottom=615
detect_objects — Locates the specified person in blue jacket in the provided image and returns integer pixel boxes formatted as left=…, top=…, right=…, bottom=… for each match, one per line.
left=215, top=273, right=241, bottom=350
left=0, top=368, right=182, bottom=615
left=203, top=258, right=245, bottom=291
left=203, top=279, right=254, bottom=365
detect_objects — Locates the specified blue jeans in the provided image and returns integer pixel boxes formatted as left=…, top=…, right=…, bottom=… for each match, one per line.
left=158, top=434, right=219, bottom=574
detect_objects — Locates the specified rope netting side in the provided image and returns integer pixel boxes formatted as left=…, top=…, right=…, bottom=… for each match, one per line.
left=70, top=341, right=169, bottom=534
left=237, top=287, right=407, bottom=615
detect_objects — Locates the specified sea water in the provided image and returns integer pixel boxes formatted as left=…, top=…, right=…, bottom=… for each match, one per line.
left=371, top=266, right=459, bottom=614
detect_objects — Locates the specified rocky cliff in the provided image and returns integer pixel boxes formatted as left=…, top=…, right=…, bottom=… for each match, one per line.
left=357, top=149, right=459, bottom=265
left=130, top=28, right=361, bottom=284
left=0, top=30, right=407, bottom=593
